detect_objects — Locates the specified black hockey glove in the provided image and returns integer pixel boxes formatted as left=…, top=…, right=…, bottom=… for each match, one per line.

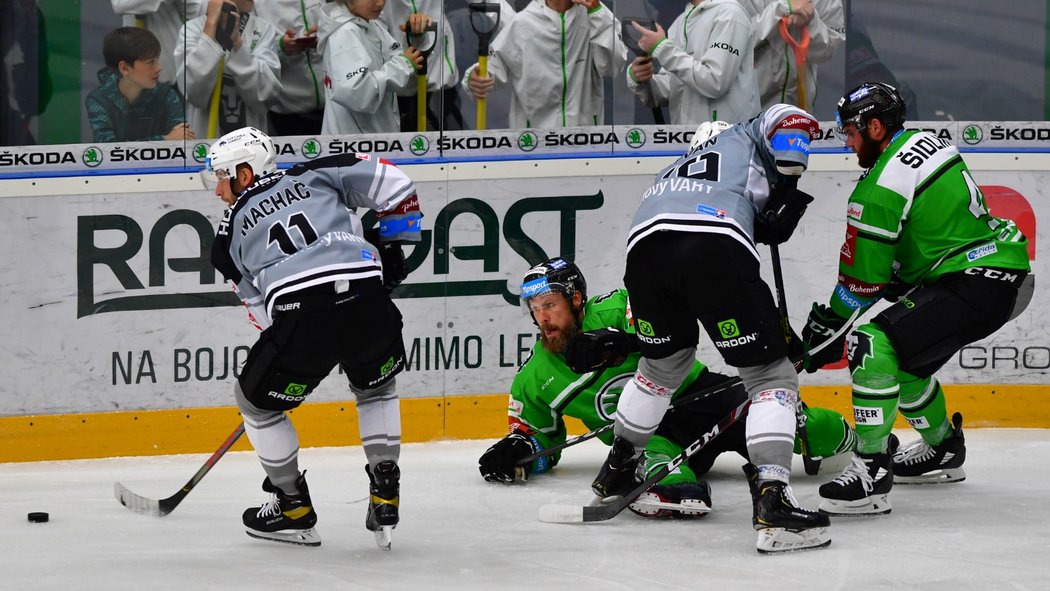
left=801, top=303, right=848, bottom=373
left=365, top=229, right=409, bottom=292
left=564, top=328, right=639, bottom=374
left=754, top=187, right=815, bottom=245
left=478, top=433, right=537, bottom=483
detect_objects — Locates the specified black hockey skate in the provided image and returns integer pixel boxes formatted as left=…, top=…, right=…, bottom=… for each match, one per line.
left=818, top=440, right=896, bottom=517
left=365, top=461, right=400, bottom=550
left=893, top=412, right=966, bottom=484
left=744, top=464, right=831, bottom=554
left=591, top=436, right=642, bottom=500
left=243, top=471, right=320, bottom=547
left=629, top=481, right=712, bottom=519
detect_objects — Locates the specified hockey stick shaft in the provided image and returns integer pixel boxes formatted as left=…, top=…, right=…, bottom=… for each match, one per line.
left=115, top=422, right=246, bottom=516
left=538, top=397, right=750, bottom=523
left=516, top=376, right=742, bottom=466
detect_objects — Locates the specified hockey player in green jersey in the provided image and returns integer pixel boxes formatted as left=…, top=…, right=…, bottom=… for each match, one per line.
left=478, top=257, right=856, bottom=519
left=803, top=83, right=1031, bottom=516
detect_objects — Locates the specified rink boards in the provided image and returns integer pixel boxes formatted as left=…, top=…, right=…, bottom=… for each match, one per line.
left=0, top=151, right=1045, bottom=461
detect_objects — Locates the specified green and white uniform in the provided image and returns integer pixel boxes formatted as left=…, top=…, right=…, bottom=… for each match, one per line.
left=508, top=289, right=852, bottom=483
left=829, top=129, right=1030, bottom=452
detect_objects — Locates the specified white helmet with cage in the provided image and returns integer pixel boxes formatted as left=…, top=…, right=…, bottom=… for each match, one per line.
left=200, top=126, right=277, bottom=190
left=688, top=120, right=732, bottom=152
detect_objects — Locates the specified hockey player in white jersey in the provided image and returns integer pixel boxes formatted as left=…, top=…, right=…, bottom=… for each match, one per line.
left=204, top=126, right=423, bottom=550
left=592, top=107, right=828, bottom=553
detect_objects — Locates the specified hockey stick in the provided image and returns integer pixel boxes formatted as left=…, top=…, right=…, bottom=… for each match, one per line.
left=535, top=314, right=859, bottom=524
left=114, top=422, right=246, bottom=517
left=515, top=376, right=743, bottom=466
left=769, top=244, right=820, bottom=475
left=538, top=397, right=751, bottom=523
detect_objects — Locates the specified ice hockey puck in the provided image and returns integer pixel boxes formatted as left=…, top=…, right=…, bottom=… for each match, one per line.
left=27, top=512, right=49, bottom=523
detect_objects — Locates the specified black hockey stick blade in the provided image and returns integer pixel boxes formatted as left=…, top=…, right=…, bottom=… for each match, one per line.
left=114, top=422, right=246, bottom=517
left=538, top=398, right=750, bottom=523
left=516, top=376, right=743, bottom=466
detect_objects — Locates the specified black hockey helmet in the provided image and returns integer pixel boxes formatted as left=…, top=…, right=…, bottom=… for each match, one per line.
left=519, top=257, right=587, bottom=317
left=834, top=82, right=906, bottom=142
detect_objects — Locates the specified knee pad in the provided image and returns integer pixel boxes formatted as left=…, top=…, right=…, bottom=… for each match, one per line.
left=737, top=356, right=797, bottom=397
left=637, top=348, right=697, bottom=389
left=354, top=377, right=397, bottom=404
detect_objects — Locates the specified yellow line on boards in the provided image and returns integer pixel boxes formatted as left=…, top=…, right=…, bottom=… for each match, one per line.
left=1, top=385, right=1046, bottom=463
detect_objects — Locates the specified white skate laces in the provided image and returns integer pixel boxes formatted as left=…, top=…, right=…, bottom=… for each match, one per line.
left=894, top=439, right=936, bottom=465
left=255, top=493, right=282, bottom=518
left=832, top=455, right=876, bottom=493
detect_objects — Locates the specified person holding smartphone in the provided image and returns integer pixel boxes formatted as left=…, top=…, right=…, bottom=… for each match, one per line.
left=625, top=0, right=760, bottom=125
left=255, top=0, right=327, bottom=135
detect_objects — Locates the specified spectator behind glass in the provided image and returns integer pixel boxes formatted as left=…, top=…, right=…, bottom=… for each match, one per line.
left=740, top=0, right=844, bottom=111
left=445, top=0, right=518, bottom=129
left=110, top=1, right=206, bottom=85
left=254, top=0, right=326, bottom=136
left=379, top=0, right=465, bottom=132
left=316, top=0, right=427, bottom=135
left=1, top=0, right=52, bottom=146
left=461, top=0, right=627, bottom=129
left=86, top=27, right=194, bottom=142
left=626, top=0, right=760, bottom=125
left=174, top=0, right=281, bottom=138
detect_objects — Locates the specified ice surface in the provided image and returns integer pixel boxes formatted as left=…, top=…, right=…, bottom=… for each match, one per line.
left=3, top=429, right=1049, bottom=590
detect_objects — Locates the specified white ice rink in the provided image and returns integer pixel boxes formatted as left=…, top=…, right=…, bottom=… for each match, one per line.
left=3, top=429, right=1049, bottom=591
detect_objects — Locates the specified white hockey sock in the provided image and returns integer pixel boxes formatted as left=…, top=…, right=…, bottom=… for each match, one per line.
left=746, top=388, right=798, bottom=483
left=613, top=373, right=674, bottom=448
left=243, top=413, right=301, bottom=492
left=357, top=387, right=402, bottom=468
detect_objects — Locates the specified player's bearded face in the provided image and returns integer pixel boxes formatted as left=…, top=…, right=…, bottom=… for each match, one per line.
left=532, top=294, right=581, bottom=355
left=855, top=131, right=881, bottom=168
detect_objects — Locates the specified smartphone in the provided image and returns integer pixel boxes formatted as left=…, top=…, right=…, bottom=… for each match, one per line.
left=621, top=17, right=656, bottom=57
left=295, top=36, right=318, bottom=48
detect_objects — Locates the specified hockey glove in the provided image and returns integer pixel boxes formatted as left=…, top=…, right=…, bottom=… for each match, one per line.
left=754, top=187, right=815, bottom=245
left=564, top=328, right=639, bottom=374
left=365, top=229, right=409, bottom=292
left=478, top=433, right=537, bottom=483
left=801, top=303, right=848, bottom=373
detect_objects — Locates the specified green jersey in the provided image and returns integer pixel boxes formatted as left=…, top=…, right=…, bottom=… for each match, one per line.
left=830, top=129, right=1030, bottom=318
left=508, top=289, right=706, bottom=473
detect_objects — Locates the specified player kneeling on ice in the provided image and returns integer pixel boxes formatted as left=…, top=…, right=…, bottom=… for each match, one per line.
left=205, top=127, right=423, bottom=549
left=478, top=257, right=855, bottom=520
left=801, top=83, right=1032, bottom=517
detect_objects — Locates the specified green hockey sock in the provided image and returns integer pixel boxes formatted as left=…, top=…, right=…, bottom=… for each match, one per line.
left=796, top=405, right=856, bottom=458
left=898, top=372, right=952, bottom=445
left=642, top=435, right=696, bottom=486
left=849, top=324, right=900, bottom=454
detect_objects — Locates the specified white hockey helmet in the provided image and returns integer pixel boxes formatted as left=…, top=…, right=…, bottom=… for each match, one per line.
left=200, top=126, right=277, bottom=190
left=688, top=120, right=732, bottom=152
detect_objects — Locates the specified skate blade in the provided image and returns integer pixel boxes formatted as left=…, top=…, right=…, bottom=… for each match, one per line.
left=245, top=527, right=321, bottom=547
left=374, top=526, right=393, bottom=551
left=818, top=494, right=891, bottom=516
left=895, top=467, right=965, bottom=485
left=756, top=527, right=831, bottom=554
left=629, top=497, right=711, bottom=519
